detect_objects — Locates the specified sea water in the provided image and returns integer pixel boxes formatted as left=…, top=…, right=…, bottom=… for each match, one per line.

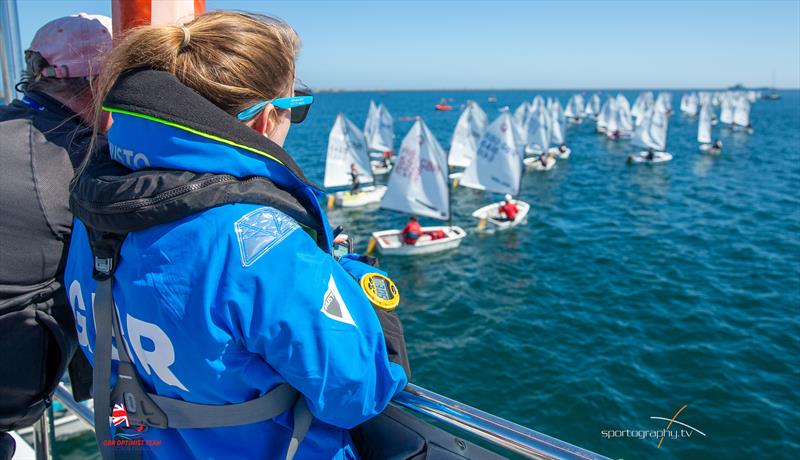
left=57, top=90, right=799, bottom=460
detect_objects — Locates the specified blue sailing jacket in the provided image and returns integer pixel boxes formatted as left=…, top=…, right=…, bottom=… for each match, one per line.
left=64, top=71, right=407, bottom=460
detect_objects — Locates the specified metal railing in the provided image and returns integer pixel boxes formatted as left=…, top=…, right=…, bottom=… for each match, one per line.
left=0, top=0, right=23, bottom=104
left=50, top=382, right=608, bottom=460
left=394, top=384, right=609, bottom=460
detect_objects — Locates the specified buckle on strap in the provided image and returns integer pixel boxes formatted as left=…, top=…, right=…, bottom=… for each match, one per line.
left=111, top=361, right=169, bottom=429
left=94, top=256, right=114, bottom=275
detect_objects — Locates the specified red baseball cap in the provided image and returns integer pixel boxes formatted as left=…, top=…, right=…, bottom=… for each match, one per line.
left=27, top=13, right=113, bottom=79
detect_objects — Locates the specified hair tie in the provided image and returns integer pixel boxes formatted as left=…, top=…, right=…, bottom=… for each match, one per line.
left=179, top=26, right=191, bottom=50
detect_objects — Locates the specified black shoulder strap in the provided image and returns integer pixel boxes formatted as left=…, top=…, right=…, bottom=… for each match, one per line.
left=90, top=235, right=311, bottom=460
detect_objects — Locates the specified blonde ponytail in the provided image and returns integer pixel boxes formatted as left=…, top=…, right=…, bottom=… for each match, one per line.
left=91, top=11, right=300, bottom=144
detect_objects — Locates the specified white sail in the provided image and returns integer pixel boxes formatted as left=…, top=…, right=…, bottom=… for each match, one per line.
left=365, top=103, right=394, bottom=152
left=698, top=103, right=712, bottom=144
left=649, top=110, right=668, bottom=151
left=632, top=109, right=667, bottom=151
left=680, top=93, right=699, bottom=116
left=471, top=101, right=489, bottom=132
left=597, top=98, right=613, bottom=130
left=364, top=100, right=378, bottom=134
left=573, top=94, right=585, bottom=115
left=551, top=99, right=565, bottom=125
left=632, top=109, right=654, bottom=150
left=733, top=97, right=750, bottom=127
left=564, top=95, right=578, bottom=118
left=584, top=94, right=599, bottom=117
left=513, top=101, right=530, bottom=127
left=526, top=105, right=551, bottom=151
left=448, top=101, right=486, bottom=168
left=459, top=112, right=523, bottom=196
left=616, top=94, right=634, bottom=133
left=324, top=114, right=373, bottom=188
left=719, top=97, right=734, bottom=124
left=657, top=92, right=672, bottom=113
left=531, top=95, right=545, bottom=112
left=590, top=93, right=601, bottom=114
left=631, top=91, right=653, bottom=121
left=380, top=119, right=450, bottom=220
left=606, top=103, right=620, bottom=134
left=550, top=110, right=565, bottom=145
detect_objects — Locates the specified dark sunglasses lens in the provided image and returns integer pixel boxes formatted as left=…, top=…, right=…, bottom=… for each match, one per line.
left=290, top=105, right=309, bottom=124
left=290, top=90, right=312, bottom=124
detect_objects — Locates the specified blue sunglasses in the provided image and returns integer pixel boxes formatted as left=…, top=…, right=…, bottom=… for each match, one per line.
left=236, top=90, right=314, bottom=124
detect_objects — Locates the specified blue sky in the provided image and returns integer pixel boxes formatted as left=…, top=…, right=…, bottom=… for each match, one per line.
left=14, top=0, right=800, bottom=90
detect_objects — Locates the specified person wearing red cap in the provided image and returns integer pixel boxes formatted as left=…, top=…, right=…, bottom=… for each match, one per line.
left=0, top=13, right=112, bottom=456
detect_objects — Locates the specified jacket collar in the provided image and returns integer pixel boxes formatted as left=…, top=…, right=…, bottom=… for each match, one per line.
left=24, top=90, right=83, bottom=123
left=102, top=69, right=320, bottom=192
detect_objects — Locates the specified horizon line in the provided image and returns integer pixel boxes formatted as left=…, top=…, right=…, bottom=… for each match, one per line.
left=315, top=86, right=800, bottom=93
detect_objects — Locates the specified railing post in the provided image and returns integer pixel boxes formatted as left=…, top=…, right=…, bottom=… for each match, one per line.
left=32, top=410, right=53, bottom=460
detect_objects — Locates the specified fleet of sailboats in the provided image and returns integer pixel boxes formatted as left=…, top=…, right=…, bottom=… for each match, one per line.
left=326, top=88, right=760, bottom=255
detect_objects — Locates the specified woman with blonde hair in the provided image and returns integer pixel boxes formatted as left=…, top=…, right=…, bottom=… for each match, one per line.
left=66, top=11, right=409, bottom=460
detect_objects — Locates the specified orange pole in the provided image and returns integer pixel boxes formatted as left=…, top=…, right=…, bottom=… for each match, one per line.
left=112, top=0, right=206, bottom=37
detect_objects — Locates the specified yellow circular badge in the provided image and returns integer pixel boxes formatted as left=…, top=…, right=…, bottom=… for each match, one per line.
left=359, top=273, right=400, bottom=311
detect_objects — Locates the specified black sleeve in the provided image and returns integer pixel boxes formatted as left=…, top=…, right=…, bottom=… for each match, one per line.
left=356, top=255, right=412, bottom=381
left=373, top=307, right=412, bottom=382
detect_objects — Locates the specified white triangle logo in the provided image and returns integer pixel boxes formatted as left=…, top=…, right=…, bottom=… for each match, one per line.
left=321, top=276, right=356, bottom=327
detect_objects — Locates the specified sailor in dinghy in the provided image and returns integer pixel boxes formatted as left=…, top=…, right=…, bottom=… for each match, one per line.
left=325, top=113, right=387, bottom=208
left=547, top=102, right=571, bottom=160
left=697, top=103, right=722, bottom=154
left=523, top=104, right=556, bottom=169
left=458, top=111, right=530, bottom=232
left=368, top=118, right=467, bottom=256
left=364, top=101, right=395, bottom=172
left=627, top=108, right=672, bottom=164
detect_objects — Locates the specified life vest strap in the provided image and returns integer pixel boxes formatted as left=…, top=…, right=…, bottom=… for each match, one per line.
left=92, top=255, right=310, bottom=460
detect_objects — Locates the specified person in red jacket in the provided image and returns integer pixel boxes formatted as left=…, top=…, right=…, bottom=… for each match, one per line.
left=498, top=194, right=518, bottom=221
left=401, top=216, right=422, bottom=244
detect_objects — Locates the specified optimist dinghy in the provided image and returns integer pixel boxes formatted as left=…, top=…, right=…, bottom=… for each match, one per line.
left=324, top=113, right=386, bottom=207
left=697, top=102, right=722, bottom=154
left=472, top=200, right=530, bottom=231
left=547, top=105, right=571, bottom=159
left=628, top=108, right=672, bottom=164
left=333, top=185, right=387, bottom=207
left=370, top=159, right=392, bottom=175
left=458, top=111, right=529, bottom=232
left=370, top=118, right=466, bottom=256
left=524, top=153, right=556, bottom=171
left=370, top=226, right=467, bottom=256
left=628, top=151, right=673, bottom=164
